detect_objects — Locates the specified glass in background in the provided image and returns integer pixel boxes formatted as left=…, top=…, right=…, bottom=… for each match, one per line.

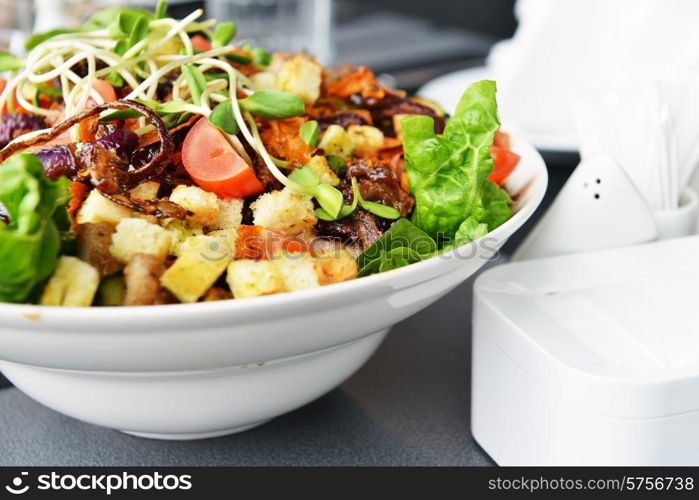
left=0, top=0, right=35, bottom=53
left=31, top=1, right=201, bottom=38
left=205, top=0, right=334, bottom=64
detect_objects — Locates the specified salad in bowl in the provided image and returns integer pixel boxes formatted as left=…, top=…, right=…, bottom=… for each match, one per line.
left=0, top=2, right=520, bottom=308
left=0, top=3, right=546, bottom=439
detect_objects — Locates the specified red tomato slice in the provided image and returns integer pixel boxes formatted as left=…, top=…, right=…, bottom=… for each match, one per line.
left=489, top=146, right=520, bottom=187
left=182, top=117, right=264, bottom=198
left=86, top=79, right=118, bottom=108
left=191, top=35, right=212, bottom=52
left=493, top=130, right=511, bottom=150
left=235, top=225, right=308, bottom=260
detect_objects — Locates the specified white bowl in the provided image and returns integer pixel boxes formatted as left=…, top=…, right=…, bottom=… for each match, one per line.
left=0, top=135, right=548, bottom=440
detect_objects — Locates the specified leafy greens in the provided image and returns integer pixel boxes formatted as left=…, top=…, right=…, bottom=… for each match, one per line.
left=401, top=80, right=512, bottom=243
left=0, top=154, right=70, bottom=303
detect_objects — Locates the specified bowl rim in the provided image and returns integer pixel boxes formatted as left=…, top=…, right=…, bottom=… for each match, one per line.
left=0, top=134, right=548, bottom=324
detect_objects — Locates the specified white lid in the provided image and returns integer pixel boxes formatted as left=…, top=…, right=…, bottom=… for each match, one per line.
left=474, top=236, right=699, bottom=419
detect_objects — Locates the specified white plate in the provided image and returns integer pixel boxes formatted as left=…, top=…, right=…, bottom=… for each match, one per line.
left=419, top=67, right=579, bottom=153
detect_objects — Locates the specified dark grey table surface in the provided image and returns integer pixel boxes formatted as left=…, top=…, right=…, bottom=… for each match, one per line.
left=0, top=262, right=498, bottom=467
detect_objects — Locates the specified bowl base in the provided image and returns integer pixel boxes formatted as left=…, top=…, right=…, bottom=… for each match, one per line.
left=121, top=419, right=271, bottom=440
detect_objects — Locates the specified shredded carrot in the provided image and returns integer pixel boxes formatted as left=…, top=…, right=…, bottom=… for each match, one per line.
left=260, top=118, right=313, bottom=167
left=67, top=181, right=89, bottom=230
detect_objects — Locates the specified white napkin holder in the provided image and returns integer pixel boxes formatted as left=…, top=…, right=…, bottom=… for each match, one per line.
left=472, top=236, right=699, bottom=465
left=653, top=188, right=699, bottom=239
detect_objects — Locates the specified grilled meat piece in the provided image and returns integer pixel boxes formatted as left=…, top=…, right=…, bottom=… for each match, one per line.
left=316, top=111, right=370, bottom=132
left=315, top=209, right=383, bottom=250
left=75, top=222, right=122, bottom=278
left=343, top=158, right=414, bottom=217
left=123, top=253, right=168, bottom=306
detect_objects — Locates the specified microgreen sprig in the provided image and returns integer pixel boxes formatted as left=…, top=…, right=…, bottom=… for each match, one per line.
left=288, top=166, right=344, bottom=219
left=316, top=177, right=401, bottom=221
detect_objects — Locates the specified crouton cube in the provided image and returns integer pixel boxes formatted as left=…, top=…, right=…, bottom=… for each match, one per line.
left=277, top=54, right=322, bottom=104
left=40, top=256, right=100, bottom=307
left=216, top=197, right=244, bottom=230
left=307, top=155, right=339, bottom=186
left=251, top=187, right=316, bottom=236
left=274, top=253, right=320, bottom=292
left=160, top=235, right=233, bottom=303
left=163, top=219, right=204, bottom=256
left=109, top=218, right=171, bottom=263
left=169, top=185, right=219, bottom=228
left=347, top=125, right=384, bottom=156
left=318, top=124, right=354, bottom=160
left=250, top=71, right=277, bottom=90
left=129, top=181, right=160, bottom=201
left=226, top=260, right=284, bottom=299
left=76, top=190, right=133, bottom=226
left=314, top=250, right=359, bottom=285
left=98, top=275, right=125, bottom=306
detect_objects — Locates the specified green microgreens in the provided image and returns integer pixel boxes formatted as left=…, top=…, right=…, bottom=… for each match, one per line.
left=316, top=177, right=401, bottom=221
left=212, top=21, right=236, bottom=48
left=299, top=120, right=319, bottom=147
left=154, top=0, right=168, bottom=19
left=251, top=47, right=272, bottom=67
left=181, top=64, right=207, bottom=104
left=239, top=90, right=305, bottom=119
left=0, top=52, right=24, bottom=72
left=326, top=155, right=347, bottom=176
left=224, top=53, right=253, bottom=65
left=288, top=165, right=344, bottom=219
left=209, top=99, right=240, bottom=135
left=25, top=29, right=82, bottom=50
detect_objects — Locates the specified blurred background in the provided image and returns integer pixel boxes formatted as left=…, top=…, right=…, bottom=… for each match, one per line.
left=2, top=0, right=516, bottom=92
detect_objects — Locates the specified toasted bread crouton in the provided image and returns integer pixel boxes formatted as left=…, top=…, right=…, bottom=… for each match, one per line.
left=76, top=189, right=133, bottom=225
left=251, top=187, right=316, bottom=236
left=109, top=218, right=171, bottom=263
left=274, top=252, right=320, bottom=292
left=226, top=260, right=284, bottom=299
left=40, top=256, right=99, bottom=307
left=277, top=54, right=322, bottom=104
left=169, top=185, right=219, bottom=228
left=216, top=197, right=244, bottom=230
left=76, top=222, right=122, bottom=278
left=98, top=275, right=125, bottom=306
left=314, top=250, right=358, bottom=285
left=250, top=71, right=277, bottom=90
left=160, top=235, right=233, bottom=303
left=129, top=181, right=160, bottom=201
left=307, top=155, right=339, bottom=186
left=347, top=125, right=384, bottom=156
left=124, top=253, right=166, bottom=306
left=318, top=124, right=354, bottom=160
left=163, top=219, right=204, bottom=256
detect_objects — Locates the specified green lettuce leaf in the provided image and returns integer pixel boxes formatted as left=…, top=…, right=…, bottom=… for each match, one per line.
left=0, top=154, right=70, bottom=303
left=357, top=218, right=436, bottom=276
left=402, top=80, right=512, bottom=243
